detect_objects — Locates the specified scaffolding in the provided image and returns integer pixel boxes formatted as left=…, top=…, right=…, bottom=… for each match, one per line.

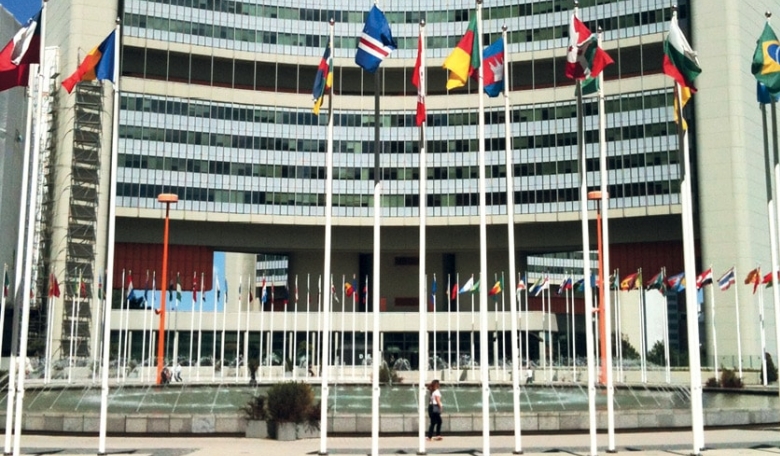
left=62, top=82, right=103, bottom=359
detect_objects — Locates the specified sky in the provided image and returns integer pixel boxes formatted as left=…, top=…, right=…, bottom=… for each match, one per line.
left=1, top=0, right=40, bottom=23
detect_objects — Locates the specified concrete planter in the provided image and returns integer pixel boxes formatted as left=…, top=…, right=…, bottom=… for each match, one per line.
left=274, top=422, right=297, bottom=441
left=296, top=424, right=320, bottom=439
left=245, top=420, right=268, bottom=439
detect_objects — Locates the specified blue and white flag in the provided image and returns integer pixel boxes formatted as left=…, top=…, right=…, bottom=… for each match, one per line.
left=355, top=5, right=396, bottom=73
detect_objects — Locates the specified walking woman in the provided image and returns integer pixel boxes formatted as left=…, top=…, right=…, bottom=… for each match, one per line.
left=426, top=379, right=443, bottom=441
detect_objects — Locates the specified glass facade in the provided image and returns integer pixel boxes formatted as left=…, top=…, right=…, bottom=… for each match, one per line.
left=117, top=0, right=688, bottom=220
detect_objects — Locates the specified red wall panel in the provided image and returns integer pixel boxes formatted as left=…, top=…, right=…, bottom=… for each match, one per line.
left=113, top=243, right=214, bottom=291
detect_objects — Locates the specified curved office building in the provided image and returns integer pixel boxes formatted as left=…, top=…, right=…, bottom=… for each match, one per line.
left=31, top=0, right=779, bottom=375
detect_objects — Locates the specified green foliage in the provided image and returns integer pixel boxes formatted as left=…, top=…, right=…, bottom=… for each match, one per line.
left=614, top=333, right=639, bottom=359
left=379, top=363, right=401, bottom=384
left=720, top=367, right=743, bottom=388
left=242, top=394, right=268, bottom=421
left=761, top=352, right=779, bottom=384
left=705, top=377, right=718, bottom=387
left=647, top=340, right=665, bottom=366
left=266, top=381, right=320, bottom=428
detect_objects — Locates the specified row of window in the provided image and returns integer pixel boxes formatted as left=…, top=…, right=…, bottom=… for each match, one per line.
left=123, top=6, right=677, bottom=52
left=118, top=118, right=674, bottom=154
left=142, top=0, right=628, bottom=24
left=121, top=91, right=673, bottom=128
left=119, top=150, right=679, bottom=182
left=117, top=180, right=679, bottom=208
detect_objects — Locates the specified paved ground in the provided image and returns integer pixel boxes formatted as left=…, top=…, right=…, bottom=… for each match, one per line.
left=5, top=426, right=780, bottom=455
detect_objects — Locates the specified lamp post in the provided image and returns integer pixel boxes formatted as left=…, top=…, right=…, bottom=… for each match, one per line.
left=587, top=190, right=608, bottom=384
left=156, top=193, right=178, bottom=384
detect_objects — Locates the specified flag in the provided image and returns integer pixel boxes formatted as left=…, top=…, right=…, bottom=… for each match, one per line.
left=762, top=271, right=779, bottom=288
left=645, top=270, right=666, bottom=293
left=443, top=14, right=480, bottom=90
left=3, top=270, right=9, bottom=297
left=663, top=15, right=701, bottom=91
left=260, top=277, right=267, bottom=303
left=580, top=77, right=600, bottom=96
left=192, top=272, right=198, bottom=303
left=609, top=272, right=620, bottom=290
left=431, top=276, right=437, bottom=303
left=482, top=37, right=505, bottom=97
left=530, top=276, right=549, bottom=297
left=673, top=84, right=692, bottom=130
left=345, top=280, right=355, bottom=298
left=488, top=279, right=502, bottom=297
left=62, top=30, right=117, bottom=94
left=666, top=272, right=685, bottom=292
left=557, top=277, right=572, bottom=295
left=451, top=283, right=459, bottom=300
left=758, top=81, right=780, bottom=104
left=620, top=272, right=641, bottom=291
left=696, top=268, right=713, bottom=289
left=48, top=274, right=60, bottom=298
left=752, top=22, right=780, bottom=96
left=312, top=41, right=332, bottom=115
left=331, top=282, right=340, bottom=303
left=355, top=5, right=396, bottom=73
left=471, top=280, right=480, bottom=293
left=176, top=273, right=182, bottom=301
left=126, top=272, right=134, bottom=300
left=459, top=276, right=474, bottom=294
left=745, top=267, right=761, bottom=294
left=565, top=15, right=613, bottom=80
left=412, top=33, right=426, bottom=126
left=80, top=278, right=88, bottom=299
left=0, top=10, right=41, bottom=92
left=717, top=267, right=736, bottom=291
left=98, top=273, right=104, bottom=300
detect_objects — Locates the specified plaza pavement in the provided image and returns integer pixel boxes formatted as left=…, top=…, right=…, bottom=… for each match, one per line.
left=8, top=425, right=780, bottom=455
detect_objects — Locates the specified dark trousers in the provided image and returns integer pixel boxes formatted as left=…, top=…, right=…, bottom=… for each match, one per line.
left=427, top=404, right=442, bottom=438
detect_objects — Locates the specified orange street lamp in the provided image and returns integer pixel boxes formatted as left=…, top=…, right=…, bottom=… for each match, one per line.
left=156, top=193, right=178, bottom=384
left=588, top=190, right=608, bottom=385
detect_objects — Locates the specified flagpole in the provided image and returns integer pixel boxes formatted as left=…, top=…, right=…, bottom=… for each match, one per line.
left=593, top=26, right=616, bottom=449
left=246, top=276, right=252, bottom=381
left=94, top=15, right=120, bottom=454
left=414, top=19, right=428, bottom=454
left=767, top=75, right=780, bottom=397
left=638, top=269, right=646, bottom=383
left=212, top=272, right=217, bottom=382
left=189, top=273, right=197, bottom=379
left=196, top=272, right=204, bottom=381
left=306, top=274, right=311, bottom=377
left=673, top=23, right=705, bottom=447
left=293, top=275, right=299, bottom=380
left=663, top=269, right=670, bottom=384
left=759, top=276, right=768, bottom=385
left=707, top=266, right=718, bottom=381
left=616, top=269, right=623, bottom=382
left=734, top=266, right=743, bottom=378
left=149, top=272, right=156, bottom=382
left=220, top=280, right=227, bottom=380
left=472, top=2, right=491, bottom=454
left=320, top=18, right=335, bottom=456
left=258, top=281, right=264, bottom=381
left=6, top=11, right=40, bottom=449
left=456, top=273, right=460, bottom=374
left=69, top=272, right=80, bottom=383
left=44, top=277, right=53, bottom=384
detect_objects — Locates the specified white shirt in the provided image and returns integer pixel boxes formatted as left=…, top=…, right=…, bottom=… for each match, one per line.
left=430, top=389, right=441, bottom=405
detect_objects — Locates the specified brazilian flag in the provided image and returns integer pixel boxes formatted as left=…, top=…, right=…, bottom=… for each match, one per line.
left=752, top=23, right=780, bottom=96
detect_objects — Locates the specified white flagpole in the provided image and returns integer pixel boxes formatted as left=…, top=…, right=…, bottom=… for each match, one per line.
left=759, top=275, right=768, bottom=385
left=524, top=273, right=529, bottom=369
left=417, top=22, right=427, bottom=453
left=196, top=272, right=204, bottom=381
left=765, top=71, right=780, bottom=396
left=235, top=276, right=242, bottom=383
left=140, top=271, right=148, bottom=383
left=149, top=272, right=156, bottom=382
left=447, top=274, right=452, bottom=372
left=92, top=274, right=101, bottom=383
left=6, top=17, right=43, bottom=443
left=268, top=286, right=274, bottom=380
left=321, top=20, right=335, bottom=456
left=98, top=17, right=121, bottom=456
left=188, top=273, right=196, bottom=379
left=363, top=275, right=368, bottom=379
left=708, top=270, right=718, bottom=380
left=220, top=279, right=227, bottom=380
left=69, top=272, right=81, bottom=383
left=733, top=266, right=743, bottom=378
left=639, top=271, right=647, bottom=383
left=547, top=282, right=552, bottom=380
left=283, top=288, right=289, bottom=379
left=675, top=59, right=705, bottom=448
left=245, top=276, right=252, bottom=381
left=45, top=278, right=53, bottom=384
left=117, top=269, right=125, bottom=381
left=293, top=275, right=299, bottom=380
left=574, top=6, right=597, bottom=453
left=212, top=272, right=218, bottom=382
left=568, top=281, right=574, bottom=380
left=258, top=282, right=264, bottom=381
left=596, top=27, right=616, bottom=450
left=306, top=274, right=311, bottom=376
left=456, top=273, right=461, bottom=373
left=474, top=2, right=491, bottom=453
left=339, top=275, right=345, bottom=379
left=616, top=269, right=623, bottom=382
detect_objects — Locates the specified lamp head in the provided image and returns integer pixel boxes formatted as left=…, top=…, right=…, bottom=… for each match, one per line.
left=157, top=193, right=179, bottom=204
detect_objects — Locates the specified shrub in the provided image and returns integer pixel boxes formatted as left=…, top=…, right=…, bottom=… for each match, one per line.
left=761, top=352, right=779, bottom=384
left=705, top=377, right=718, bottom=387
left=719, top=367, right=743, bottom=388
left=266, top=381, right=319, bottom=427
left=242, top=394, right=267, bottom=421
left=379, top=363, right=401, bottom=384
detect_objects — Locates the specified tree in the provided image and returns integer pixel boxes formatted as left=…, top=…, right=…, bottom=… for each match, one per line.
left=647, top=340, right=665, bottom=366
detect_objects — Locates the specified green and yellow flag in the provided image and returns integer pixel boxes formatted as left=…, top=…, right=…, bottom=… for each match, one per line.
left=752, top=23, right=780, bottom=96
